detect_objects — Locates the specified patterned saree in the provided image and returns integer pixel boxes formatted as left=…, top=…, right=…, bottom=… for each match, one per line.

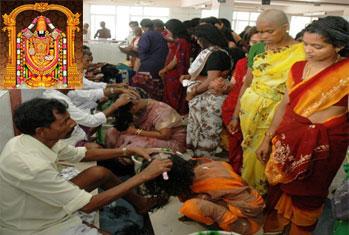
left=264, top=59, right=349, bottom=234
left=240, top=43, right=305, bottom=194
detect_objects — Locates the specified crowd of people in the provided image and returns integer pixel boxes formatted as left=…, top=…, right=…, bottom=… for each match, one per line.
left=0, top=8, right=348, bottom=235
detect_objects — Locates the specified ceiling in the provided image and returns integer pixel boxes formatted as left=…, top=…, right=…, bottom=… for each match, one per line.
left=84, top=0, right=349, bottom=10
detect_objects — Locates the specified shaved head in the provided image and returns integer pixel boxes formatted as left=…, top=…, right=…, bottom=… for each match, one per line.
left=257, top=9, right=289, bottom=27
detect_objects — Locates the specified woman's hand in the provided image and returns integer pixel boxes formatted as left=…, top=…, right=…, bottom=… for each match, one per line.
left=256, top=137, right=272, bottom=164
left=186, top=90, right=196, bottom=101
left=125, top=126, right=137, bottom=135
left=209, top=77, right=230, bottom=95
left=227, top=118, right=239, bottom=135
left=158, top=68, right=167, bottom=78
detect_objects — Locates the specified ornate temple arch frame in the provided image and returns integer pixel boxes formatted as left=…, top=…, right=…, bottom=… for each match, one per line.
left=2, top=2, right=81, bottom=88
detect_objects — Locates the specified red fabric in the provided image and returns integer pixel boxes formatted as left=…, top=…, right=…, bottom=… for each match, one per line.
left=268, top=109, right=348, bottom=210
left=267, top=59, right=349, bottom=211
left=221, top=58, right=247, bottom=174
left=288, top=59, right=349, bottom=111
left=163, top=38, right=191, bottom=115
left=271, top=106, right=331, bottom=183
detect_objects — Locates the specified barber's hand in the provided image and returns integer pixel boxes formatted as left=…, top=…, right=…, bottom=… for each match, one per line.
left=118, top=88, right=140, bottom=99
left=95, top=73, right=104, bottom=81
left=127, top=147, right=162, bottom=161
left=111, top=94, right=135, bottom=109
left=140, top=158, right=172, bottom=181
left=256, top=138, right=271, bottom=164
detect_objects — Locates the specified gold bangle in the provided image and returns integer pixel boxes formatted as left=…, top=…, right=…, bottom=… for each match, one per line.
left=122, top=147, right=128, bottom=156
left=136, top=129, right=142, bottom=135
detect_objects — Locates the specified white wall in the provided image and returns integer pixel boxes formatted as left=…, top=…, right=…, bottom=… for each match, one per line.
left=21, top=89, right=44, bottom=103
left=0, top=91, right=14, bottom=151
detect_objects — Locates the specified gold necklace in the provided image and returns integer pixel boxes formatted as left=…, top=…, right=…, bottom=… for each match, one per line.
left=303, top=55, right=341, bottom=80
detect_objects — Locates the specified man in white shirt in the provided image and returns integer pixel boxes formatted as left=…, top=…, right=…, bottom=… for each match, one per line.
left=0, top=98, right=171, bottom=235
left=42, top=90, right=136, bottom=147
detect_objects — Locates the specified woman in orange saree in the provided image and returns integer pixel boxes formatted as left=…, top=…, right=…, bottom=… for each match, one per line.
left=143, top=154, right=265, bottom=235
left=256, top=16, right=349, bottom=235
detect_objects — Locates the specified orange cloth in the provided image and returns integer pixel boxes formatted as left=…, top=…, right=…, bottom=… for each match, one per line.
left=179, top=160, right=264, bottom=234
left=264, top=193, right=323, bottom=235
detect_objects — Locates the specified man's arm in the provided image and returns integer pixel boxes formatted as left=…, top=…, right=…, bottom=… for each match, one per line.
left=80, top=158, right=172, bottom=213
left=82, top=146, right=155, bottom=162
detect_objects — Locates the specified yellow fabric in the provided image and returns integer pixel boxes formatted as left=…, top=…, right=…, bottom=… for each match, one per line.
left=240, top=43, right=305, bottom=194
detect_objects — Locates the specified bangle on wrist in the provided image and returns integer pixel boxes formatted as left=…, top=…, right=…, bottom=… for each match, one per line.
left=122, top=147, right=128, bottom=156
left=231, top=115, right=239, bottom=121
left=136, top=129, right=143, bottom=135
left=110, top=88, right=115, bottom=94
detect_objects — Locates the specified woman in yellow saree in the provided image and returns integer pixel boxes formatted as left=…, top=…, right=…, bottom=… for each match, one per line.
left=228, top=9, right=305, bottom=194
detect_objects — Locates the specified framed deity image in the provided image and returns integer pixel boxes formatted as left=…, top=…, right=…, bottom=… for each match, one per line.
left=0, top=0, right=83, bottom=89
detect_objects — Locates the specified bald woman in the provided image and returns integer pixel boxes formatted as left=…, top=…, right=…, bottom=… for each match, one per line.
left=227, top=9, right=306, bottom=194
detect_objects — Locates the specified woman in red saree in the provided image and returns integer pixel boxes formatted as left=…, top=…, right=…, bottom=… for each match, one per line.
left=159, top=19, right=191, bottom=115
left=256, top=16, right=349, bottom=234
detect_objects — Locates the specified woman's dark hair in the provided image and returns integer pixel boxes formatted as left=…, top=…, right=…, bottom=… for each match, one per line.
left=141, top=154, right=196, bottom=197
left=200, top=17, right=220, bottom=26
left=218, top=18, right=232, bottom=29
left=194, top=23, right=228, bottom=49
left=303, top=16, right=349, bottom=57
left=165, top=19, right=189, bottom=40
left=243, top=26, right=258, bottom=43
left=101, top=64, right=119, bottom=83
left=140, top=18, right=154, bottom=30
left=152, top=19, right=164, bottom=29
left=113, top=102, right=134, bottom=131
left=14, top=98, right=68, bottom=135
left=129, top=21, right=139, bottom=27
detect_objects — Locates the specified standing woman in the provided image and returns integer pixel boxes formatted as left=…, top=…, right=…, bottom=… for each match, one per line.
left=130, top=19, right=168, bottom=101
left=257, top=16, right=349, bottom=234
left=228, top=9, right=305, bottom=194
left=183, top=23, right=231, bottom=156
left=159, top=19, right=191, bottom=115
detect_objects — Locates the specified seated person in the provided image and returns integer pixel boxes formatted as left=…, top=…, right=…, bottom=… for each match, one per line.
left=0, top=98, right=172, bottom=235
left=105, top=96, right=186, bottom=153
left=142, top=153, right=265, bottom=235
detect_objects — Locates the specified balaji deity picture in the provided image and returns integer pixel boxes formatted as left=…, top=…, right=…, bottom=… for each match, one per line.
left=0, top=1, right=83, bottom=88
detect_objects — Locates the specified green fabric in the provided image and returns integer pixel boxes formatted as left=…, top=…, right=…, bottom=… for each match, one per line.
left=333, top=220, right=349, bottom=235
left=247, top=42, right=265, bottom=68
